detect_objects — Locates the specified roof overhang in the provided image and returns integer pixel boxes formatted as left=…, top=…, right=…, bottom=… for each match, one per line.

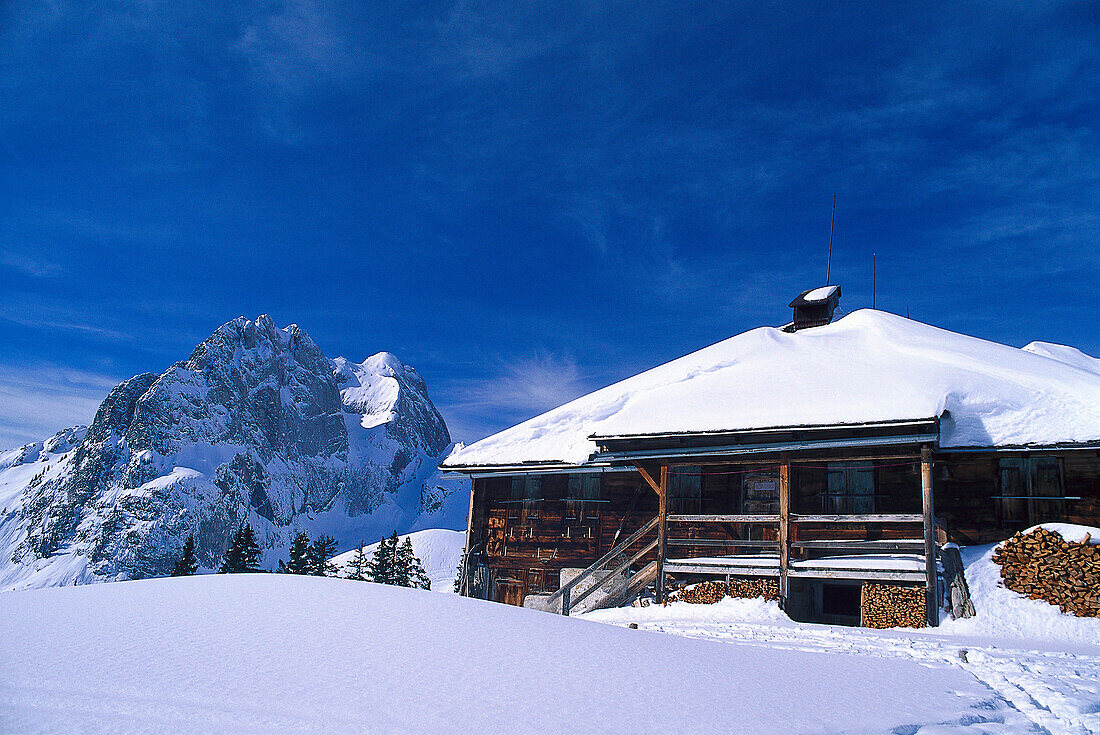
left=441, top=463, right=635, bottom=478
left=591, top=417, right=941, bottom=463
left=936, top=442, right=1100, bottom=454
left=589, top=418, right=939, bottom=443
left=593, top=432, right=938, bottom=463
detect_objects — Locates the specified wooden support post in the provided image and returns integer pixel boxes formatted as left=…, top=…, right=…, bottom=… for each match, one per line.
left=656, top=464, right=668, bottom=604
left=778, top=460, right=790, bottom=609
left=459, top=479, right=478, bottom=597
left=921, top=446, right=938, bottom=627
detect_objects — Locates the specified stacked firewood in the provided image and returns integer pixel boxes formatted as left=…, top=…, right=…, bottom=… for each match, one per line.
left=991, top=528, right=1100, bottom=618
left=728, top=577, right=779, bottom=601
left=670, top=578, right=779, bottom=604
left=671, top=581, right=727, bottom=604
left=860, top=583, right=925, bottom=629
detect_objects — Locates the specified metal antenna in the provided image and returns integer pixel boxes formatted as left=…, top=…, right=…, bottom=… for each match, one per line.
left=872, top=252, right=876, bottom=310
left=826, top=194, right=836, bottom=285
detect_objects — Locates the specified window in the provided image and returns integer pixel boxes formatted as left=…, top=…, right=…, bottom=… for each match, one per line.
left=998, top=458, right=1064, bottom=526
left=742, top=472, right=780, bottom=514
left=510, top=475, right=542, bottom=500
left=826, top=462, right=874, bottom=514
left=565, top=473, right=601, bottom=519
left=669, top=467, right=702, bottom=514
left=510, top=475, right=542, bottom=522
left=566, top=473, right=600, bottom=500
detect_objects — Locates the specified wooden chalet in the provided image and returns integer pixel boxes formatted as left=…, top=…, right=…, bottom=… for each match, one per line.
left=444, top=290, right=1100, bottom=626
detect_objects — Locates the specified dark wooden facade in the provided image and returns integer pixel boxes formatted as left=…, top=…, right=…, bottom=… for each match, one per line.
left=458, top=440, right=1100, bottom=621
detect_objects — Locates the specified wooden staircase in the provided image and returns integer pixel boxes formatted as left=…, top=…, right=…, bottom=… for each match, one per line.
left=543, top=515, right=660, bottom=616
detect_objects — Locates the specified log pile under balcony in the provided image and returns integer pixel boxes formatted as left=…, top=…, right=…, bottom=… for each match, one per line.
left=670, top=578, right=779, bottom=604
left=860, top=583, right=925, bottom=628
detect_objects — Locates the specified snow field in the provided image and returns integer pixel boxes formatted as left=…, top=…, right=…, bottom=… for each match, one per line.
left=0, top=575, right=1030, bottom=734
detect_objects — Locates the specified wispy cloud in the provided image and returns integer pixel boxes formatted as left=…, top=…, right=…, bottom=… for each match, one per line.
left=0, top=364, right=121, bottom=450
left=435, top=351, right=599, bottom=443
left=0, top=250, right=65, bottom=278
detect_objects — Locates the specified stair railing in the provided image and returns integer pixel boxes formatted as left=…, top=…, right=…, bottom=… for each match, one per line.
left=544, top=514, right=659, bottom=616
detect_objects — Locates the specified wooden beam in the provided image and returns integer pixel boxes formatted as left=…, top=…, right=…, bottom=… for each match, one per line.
left=459, top=479, right=478, bottom=597
left=787, top=568, right=928, bottom=583
left=664, top=561, right=779, bottom=576
left=656, top=464, right=668, bottom=604
left=636, top=464, right=662, bottom=495
left=792, top=514, right=923, bottom=523
left=667, top=514, right=780, bottom=523
left=667, top=538, right=779, bottom=548
left=779, top=459, right=790, bottom=609
left=921, top=445, right=938, bottom=627
left=791, top=540, right=925, bottom=552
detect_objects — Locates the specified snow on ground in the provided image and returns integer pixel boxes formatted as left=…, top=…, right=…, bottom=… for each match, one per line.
left=0, top=575, right=1040, bottom=734
left=330, top=528, right=465, bottom=591
left=445, top=309, right=1100, bottom=467
left=937, top=524, right=1100, bottom=648
left=585, top=598, right=1100, bottom=735
left=586, top=528, right=1100, bottom=734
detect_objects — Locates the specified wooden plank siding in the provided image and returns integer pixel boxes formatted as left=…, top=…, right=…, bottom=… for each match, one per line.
left=934, top=451, right=1100, bottom=544
left=470, top=472, right=659, bottom=604
left=465, top=449, right=1100, bottom=605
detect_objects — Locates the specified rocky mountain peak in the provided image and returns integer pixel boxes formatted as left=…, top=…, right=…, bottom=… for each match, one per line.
left=1, top=316, right=467, bottom=590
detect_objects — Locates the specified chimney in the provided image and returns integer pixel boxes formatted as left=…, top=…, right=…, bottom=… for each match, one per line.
left=786, top=285, right=841, bottom=331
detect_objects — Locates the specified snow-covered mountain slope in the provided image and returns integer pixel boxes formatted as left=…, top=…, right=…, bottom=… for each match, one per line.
left=1023, top=341, right=1100, bottom=375
left=446, top=309, right=1100, bottom=467
left=331, top=528, right=465, bottom=591
left=0, top=574, right=1030, bottom=733
left=0, top=315, right=469, bottom=590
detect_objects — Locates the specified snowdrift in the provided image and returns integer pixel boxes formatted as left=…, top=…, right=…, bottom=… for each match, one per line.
left=0, top=574, right=1026, bottom=733
left=940, top=524, right=1100, bottom=646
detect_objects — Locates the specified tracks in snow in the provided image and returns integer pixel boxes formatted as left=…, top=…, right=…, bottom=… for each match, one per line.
left=617, top=618, right=1100, bottom=734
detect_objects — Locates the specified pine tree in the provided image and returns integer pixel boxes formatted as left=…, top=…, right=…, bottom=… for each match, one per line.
left=284, top=531, right=312, bottom=575
left=366, top=533, right=397, bottom=585
left=345, top=541, right=369, bottom=581
left=393, top=534, right=413, bottom=587
left=219, top=526, right=244, bottom=573
left=308, top=535, right=339, bottom=576
left=400, top=537, right=432, bottom=590
left=171, top=534, right=198, bottom=577
left=219, top=522, right=263, bottom=573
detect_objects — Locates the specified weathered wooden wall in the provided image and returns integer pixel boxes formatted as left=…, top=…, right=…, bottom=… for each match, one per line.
left=471, top=472, right=659, bottom=604
left=935, top=451, right=1100, bottom=544
left=466, top=450, right=1100, bottom=604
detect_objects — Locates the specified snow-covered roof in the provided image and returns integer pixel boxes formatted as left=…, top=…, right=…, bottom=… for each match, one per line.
left=444, top=309, right=1100, bottom=468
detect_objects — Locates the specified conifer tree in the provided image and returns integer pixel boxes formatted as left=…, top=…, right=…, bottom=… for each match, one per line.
left=219, top=522, right=263, bottom=573
left=399, top=537, right=432, bottom=590
left=171, top=534, right=198, bottom=577
left=308, top=535, right=339, bottom=576
left=393, top=534, right=413, bottom=587
left=345, top=542, right=369, bottom=581
left=284, top=531, right=312, bottom=575
left=219, top=526, right=244, bottom=573
left=366, top=533, right=396, bottom=585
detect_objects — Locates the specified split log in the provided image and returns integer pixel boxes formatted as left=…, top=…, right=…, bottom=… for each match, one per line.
left=991, top=528, right=1100, bottom=618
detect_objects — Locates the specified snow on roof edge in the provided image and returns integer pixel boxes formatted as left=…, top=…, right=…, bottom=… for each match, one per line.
left=443, top=309, right=1100, bottom=469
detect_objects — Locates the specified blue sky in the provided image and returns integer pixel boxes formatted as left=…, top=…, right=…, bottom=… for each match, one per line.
left=1, top=1, right=1098, bottom=449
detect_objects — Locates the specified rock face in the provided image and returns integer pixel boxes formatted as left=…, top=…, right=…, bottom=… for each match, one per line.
left=0, top=316, right=467, bottom=589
